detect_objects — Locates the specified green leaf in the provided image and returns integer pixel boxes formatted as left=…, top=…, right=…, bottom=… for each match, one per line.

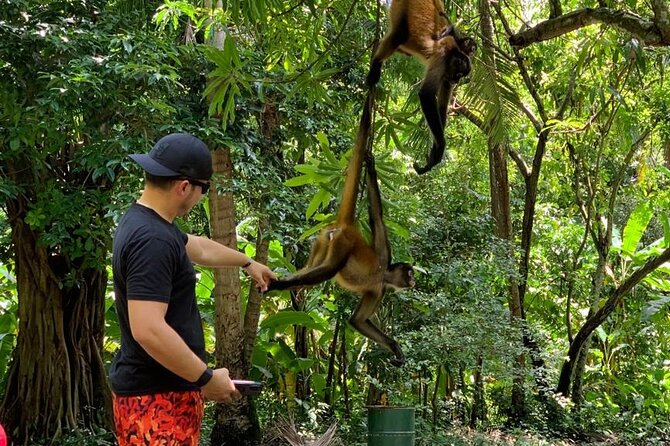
left=306, top=188, right=330, bottom=220
left=642, top=295, right=670, bottom=321
left=622, top=201, right=653, bottom=255
left=260, top=310, right=323, bottom=331
left=284, top=175, right=314, bottom=187
left=660, top=213, right=670, bottom=248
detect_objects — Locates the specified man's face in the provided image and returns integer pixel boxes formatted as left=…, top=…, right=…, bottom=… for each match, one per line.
left=176, top=179, right=209, bottom=217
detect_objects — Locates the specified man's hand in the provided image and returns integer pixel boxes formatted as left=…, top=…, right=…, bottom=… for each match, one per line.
left=244, top=261, right=277, bottom=292
left=201, top=368, right=241, bottom=403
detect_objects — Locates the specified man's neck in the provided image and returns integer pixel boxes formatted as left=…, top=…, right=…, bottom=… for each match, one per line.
left=136, top=189, right=176, bottom=223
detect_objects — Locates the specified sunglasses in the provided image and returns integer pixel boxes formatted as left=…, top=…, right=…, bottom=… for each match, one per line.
left=184, top=178, right=210, bottom=195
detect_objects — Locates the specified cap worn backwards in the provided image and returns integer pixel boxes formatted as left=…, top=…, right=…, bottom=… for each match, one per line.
left=129, top=133, right=213, bottom=180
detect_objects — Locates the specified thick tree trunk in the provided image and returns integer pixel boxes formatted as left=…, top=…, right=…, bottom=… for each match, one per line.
left=489, top=140, right=525, bottom=421
left=209, top=147, right=261, bottom=446
left=480, top=0, right=526, bottom=422
left=0, top=204, right=110, bottom=445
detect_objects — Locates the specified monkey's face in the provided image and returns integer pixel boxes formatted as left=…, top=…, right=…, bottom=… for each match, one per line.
left=385, top=263, right=415, bottom=291
left=445, top=52, right=471, bottom=83
left=445, top=37, right=476, bottom=83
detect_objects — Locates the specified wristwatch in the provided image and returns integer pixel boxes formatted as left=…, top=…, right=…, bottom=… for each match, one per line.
left=195, top=367, right=213, bottom=387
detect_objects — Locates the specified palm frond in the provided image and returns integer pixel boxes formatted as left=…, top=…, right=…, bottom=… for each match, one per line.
left=461, top=47, right=524, bottom=145
left=266, top=417, right=340, bottom=446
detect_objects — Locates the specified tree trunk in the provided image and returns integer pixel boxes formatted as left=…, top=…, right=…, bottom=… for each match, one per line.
left=291, top=289, right=311, bottom=401
left=0, top=201, right=111, bottom=445
left=489, top=140, right=525, bottom=421
left=479, top=0, right=526, bottom=422
left=339, top=325, right=351, bottom=417
left=470, top=355, right=486, bottom=427
left=324, top=316, right=341, bottom=408
left=242, top=219, right=270, bottom=368
left=209, top=147, right=261, bottom=446
left=570, top=254, right=606, bottom=405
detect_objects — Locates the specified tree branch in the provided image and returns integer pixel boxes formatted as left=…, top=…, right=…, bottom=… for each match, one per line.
left=510, top=7, right=670, bottom=48
left=494, top=2, right=547, bottom=122
left=557, top=247, right=670, bottom=395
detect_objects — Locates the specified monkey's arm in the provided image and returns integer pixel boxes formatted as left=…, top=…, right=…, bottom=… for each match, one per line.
left=267, top=234, right=351, bottom=291
left=365, top=154, right=392, bottom=268
left=267, top=263, right=342, bottom=291
left=414, top=62, right=447, bottom=174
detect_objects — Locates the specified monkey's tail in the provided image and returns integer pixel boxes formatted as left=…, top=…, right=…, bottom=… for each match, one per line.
left=336, top=89, right=376, bottom=226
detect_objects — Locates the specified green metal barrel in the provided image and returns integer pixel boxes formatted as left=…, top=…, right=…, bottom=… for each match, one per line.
left=367, top=406, right=415, bottom=446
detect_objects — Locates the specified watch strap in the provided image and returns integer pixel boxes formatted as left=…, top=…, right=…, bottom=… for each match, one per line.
left=195, top=367, right=213, bottom=387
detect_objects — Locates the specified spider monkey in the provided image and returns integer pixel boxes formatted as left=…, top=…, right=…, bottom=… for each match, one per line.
left=366, top=0, right=476, bottom=174
left=267, top=91, right=415, bottom=366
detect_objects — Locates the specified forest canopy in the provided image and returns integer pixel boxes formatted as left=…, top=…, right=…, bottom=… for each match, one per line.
left=0, top=0, right=669, bottom=445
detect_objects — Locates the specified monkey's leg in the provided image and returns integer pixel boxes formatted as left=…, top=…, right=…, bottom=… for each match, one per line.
left=268, top=263, right=341, bottom=291
left=349, top=292, right=405, bottom=366
left=366, top=16, right=410, bottom=87
left=437, top=83, right=454, bottom=129
left=305, top=234, right=329, bottom=268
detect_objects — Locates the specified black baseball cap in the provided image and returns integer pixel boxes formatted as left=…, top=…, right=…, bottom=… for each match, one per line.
left=129, top=133, right=213, bottom=180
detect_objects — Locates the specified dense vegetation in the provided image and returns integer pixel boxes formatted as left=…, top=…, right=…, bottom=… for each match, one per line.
left=1, top=0, right=669, bottom=445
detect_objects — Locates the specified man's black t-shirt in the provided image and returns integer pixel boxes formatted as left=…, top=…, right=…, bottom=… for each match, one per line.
left=109, top=203, right=205, bottom=395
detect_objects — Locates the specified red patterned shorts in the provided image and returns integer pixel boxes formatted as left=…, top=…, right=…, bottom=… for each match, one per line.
left=112, top=390, right=204, bottom=446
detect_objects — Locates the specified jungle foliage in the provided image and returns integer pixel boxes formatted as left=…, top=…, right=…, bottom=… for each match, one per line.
left=1, top=0, right=669, bottom=444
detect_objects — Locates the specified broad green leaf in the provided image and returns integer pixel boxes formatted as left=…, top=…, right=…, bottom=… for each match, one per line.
left=289, top=357, right=316, bottom=372
left=306, top=188, right=330, bottom=220
left=294, top=164, right=319, bottom=175
left=642, top=295, right=670, bottom=321
left=621, top=201, right=653, bottom=255
left=260, top=310, right=324, bottom=331
left=384, top=219, right=411, bottom=240
left=284, top=175, right=313, bottom=187
left=316, top=131, right=329, bottom=150
left=660, top=213, right=670, bottom=247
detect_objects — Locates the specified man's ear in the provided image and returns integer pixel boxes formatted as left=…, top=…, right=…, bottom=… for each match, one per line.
left=175, top=179, right=190, bottom=195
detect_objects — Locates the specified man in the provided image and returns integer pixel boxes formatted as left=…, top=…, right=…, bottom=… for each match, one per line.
left=109, top=133, right=276, bottom=445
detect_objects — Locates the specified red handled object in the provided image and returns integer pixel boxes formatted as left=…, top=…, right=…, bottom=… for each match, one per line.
left=0, top=422, right=7, bottom=446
